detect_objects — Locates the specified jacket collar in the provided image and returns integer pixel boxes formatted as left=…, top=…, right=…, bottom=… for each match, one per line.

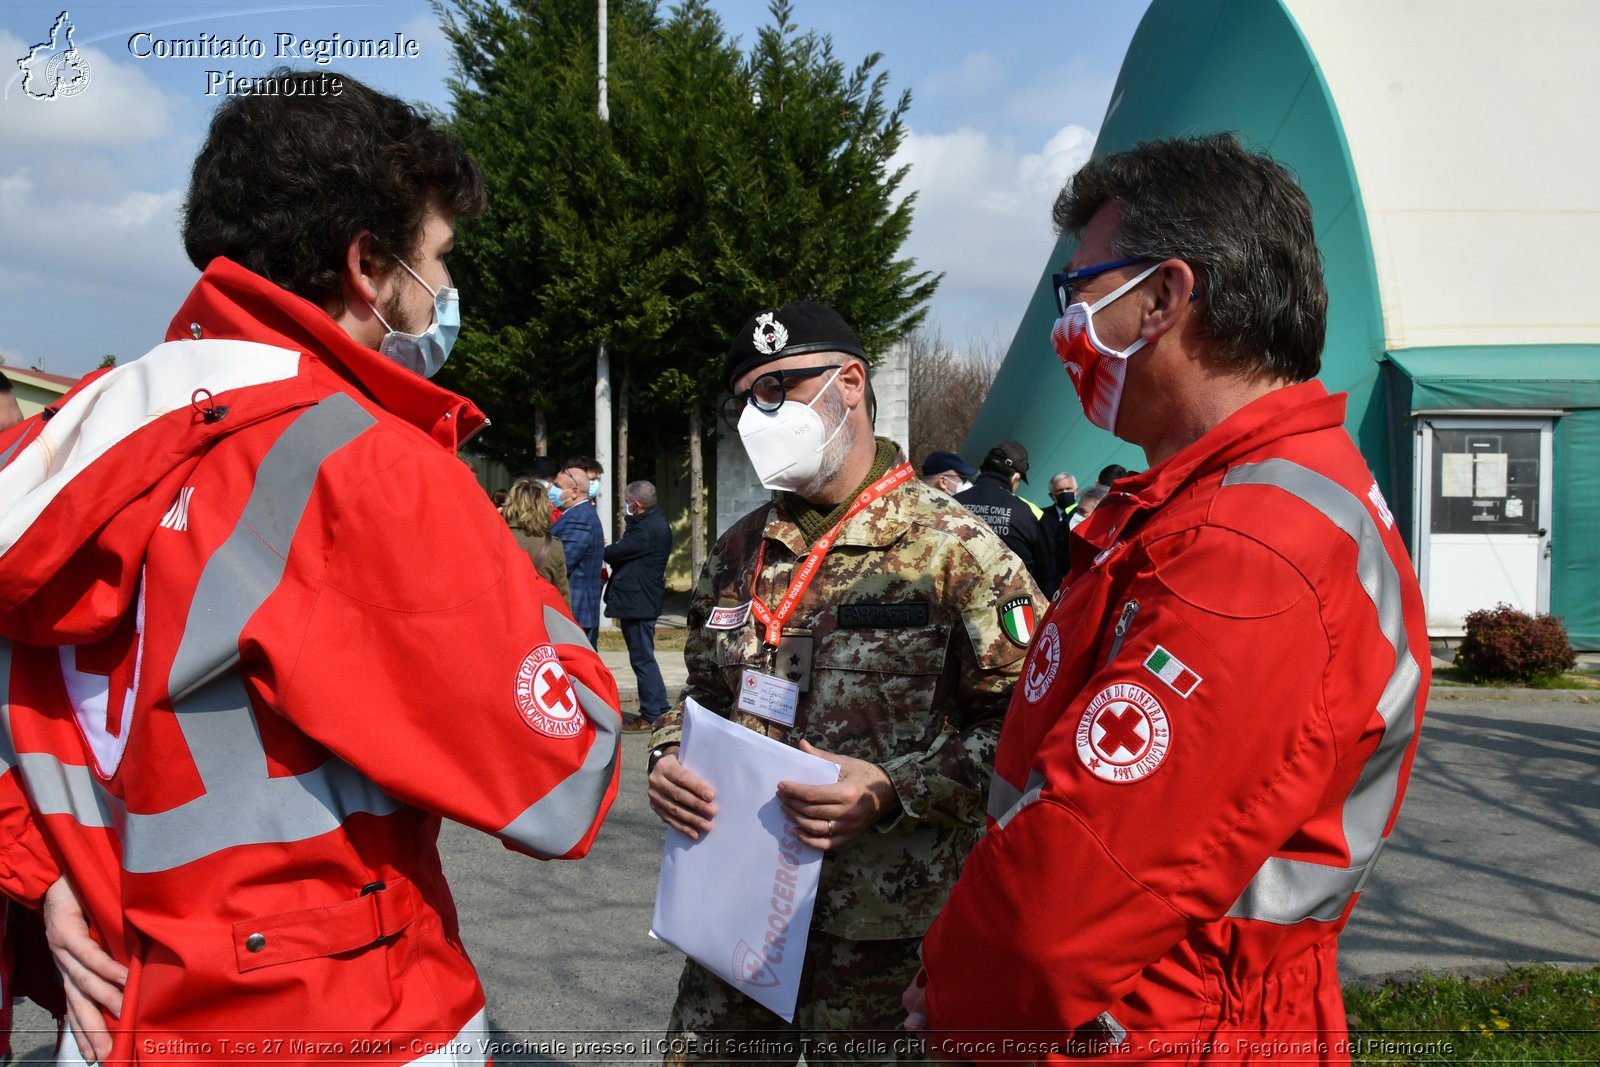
left=762, top=443, right=914, bottom=556
left=1079, top=380, right=1345, bottom=550
left=975, top=470, right=1013, bottom=490
left=169, top=258, right=488, bottom=450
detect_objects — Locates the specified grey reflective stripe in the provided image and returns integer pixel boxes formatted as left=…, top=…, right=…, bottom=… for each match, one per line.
left=986, top=771, right=1024, bottom=824
left=992, top=769, right=1046, bottom=830
left=17, top=752, right=119, bottom=829
left=542, top=603, right=594, bottom=651
left=119, top=394, right=403, bottom=873
left=1220, top=459, right=1423, bottom=925
left=496, top=672, right=621, bottom=858
left=3, top=640, right=123, bottom=827
left=402, top=1007, right=488, bottom=1066
left=0, top=432, right=26, bottom=469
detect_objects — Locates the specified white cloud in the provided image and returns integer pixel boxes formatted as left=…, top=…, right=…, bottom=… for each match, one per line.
left=0, top=26, right=197, bottom=376
left=0, top=166, right=190, bottom=295
left=893, top=122, right=1096, bottom=347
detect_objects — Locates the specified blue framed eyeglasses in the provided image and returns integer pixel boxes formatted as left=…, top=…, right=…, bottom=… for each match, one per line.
left=1051, top=256, right=1152, bottom=316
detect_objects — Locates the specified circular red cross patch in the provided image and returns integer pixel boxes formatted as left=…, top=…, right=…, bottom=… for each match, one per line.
left=514, top=645, right=587, bottom=739
left=1075, top=682, right=1170, bottom=783
left=1022, top=622, right=1061, bottom=704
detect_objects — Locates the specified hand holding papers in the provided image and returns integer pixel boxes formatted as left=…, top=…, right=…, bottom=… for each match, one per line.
left=649, top=698, right=840, bottom=1022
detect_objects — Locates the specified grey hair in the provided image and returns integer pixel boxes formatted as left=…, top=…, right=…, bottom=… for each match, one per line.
left=1077, top=484, right=1110, bottom=506
left=626, top=480, right=657, bottom=509
left=1049, top=471, right=1075, bottom=486
left=1052, top=132, right=1326, bottom=382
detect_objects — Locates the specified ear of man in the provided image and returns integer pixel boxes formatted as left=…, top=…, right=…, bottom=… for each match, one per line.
left=1137, top=259, right=1200, bottom=348
left=834, top=357, right=871, bottom=410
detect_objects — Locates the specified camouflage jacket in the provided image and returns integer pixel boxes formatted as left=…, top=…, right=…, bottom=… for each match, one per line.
left=650, top=446, right=1040, bottom=940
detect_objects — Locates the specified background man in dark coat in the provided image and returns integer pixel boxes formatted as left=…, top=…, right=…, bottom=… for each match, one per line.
left=1035, top=470, right=1079, bottom=595
left=956, top=440, right=1053, bottom=592
left=605, top=480, right=674, bottom=730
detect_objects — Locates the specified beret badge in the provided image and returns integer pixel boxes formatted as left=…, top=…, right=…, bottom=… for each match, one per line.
left=752, top=312, right=790, bottom=356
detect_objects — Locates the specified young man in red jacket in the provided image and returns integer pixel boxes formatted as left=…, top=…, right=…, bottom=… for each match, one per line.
left=0, top=71, right=620, bottom=1062
left=905, top=133, right=1429, bottom=1064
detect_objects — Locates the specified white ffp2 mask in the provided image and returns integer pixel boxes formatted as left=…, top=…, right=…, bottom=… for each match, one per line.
left=736, top=369, right=847, bottom=491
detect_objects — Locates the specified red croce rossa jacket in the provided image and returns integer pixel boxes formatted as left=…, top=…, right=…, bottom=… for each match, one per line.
left=0, top=259, right=621, bottom=1062
left=919, top=382, right=1429, bottom=1064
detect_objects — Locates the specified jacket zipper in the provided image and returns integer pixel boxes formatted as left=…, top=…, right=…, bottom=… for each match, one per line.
left=1105, top=599, right=1140, bottom=665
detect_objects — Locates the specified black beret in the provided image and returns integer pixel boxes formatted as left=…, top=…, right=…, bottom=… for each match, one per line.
left=725, top=300, right=867, bottom=391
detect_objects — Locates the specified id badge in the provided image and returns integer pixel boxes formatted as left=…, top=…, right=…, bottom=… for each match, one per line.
left=736, top=668, right=800, bottom=727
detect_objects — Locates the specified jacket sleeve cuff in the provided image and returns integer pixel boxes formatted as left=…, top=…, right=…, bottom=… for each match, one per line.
left=0, top=813, right=63, bottom=909
left=878, top=754, right=927, bottom=831
left=647, top=708, right=684, bottom=751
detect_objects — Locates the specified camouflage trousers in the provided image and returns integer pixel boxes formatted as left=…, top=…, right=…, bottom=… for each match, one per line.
left=661, top=931, right=930, bottom=1065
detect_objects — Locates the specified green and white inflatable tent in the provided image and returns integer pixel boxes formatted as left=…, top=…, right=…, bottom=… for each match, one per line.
left=966, top=0, right=1600, bottom=648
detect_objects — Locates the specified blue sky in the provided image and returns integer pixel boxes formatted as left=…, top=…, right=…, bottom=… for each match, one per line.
left=0, top=1, right=1150, bottom=378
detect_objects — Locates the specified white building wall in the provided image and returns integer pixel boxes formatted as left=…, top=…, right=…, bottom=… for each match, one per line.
left=1286, top=0, right=1600, bottom=351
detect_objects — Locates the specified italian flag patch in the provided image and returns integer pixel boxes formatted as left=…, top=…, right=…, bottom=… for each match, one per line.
left=999, top=595, right=1036, bottom=647
left=1144, top=645, right=1202, bottom=697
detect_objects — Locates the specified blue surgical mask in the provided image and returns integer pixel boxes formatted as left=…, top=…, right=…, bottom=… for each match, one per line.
left=547, top=484, right=565, bottom=508
left=587, top=479, right=601, bottom=500
left=368, top=258, right=459, bottom=379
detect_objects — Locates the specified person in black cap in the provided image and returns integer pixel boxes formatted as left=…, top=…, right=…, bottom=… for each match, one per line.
left=919, top=450, right=977, bottom=498
left=645, top=299, right=1040, bottom=1061
left=956, top=439, right=1054, bottom=591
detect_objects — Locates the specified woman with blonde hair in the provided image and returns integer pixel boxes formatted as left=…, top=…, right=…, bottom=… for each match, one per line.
left=501, top=477, right=571, bottom=610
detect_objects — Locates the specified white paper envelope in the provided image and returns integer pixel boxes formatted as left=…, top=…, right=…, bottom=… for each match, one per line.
left=649, top=698, right=840, bottom=1022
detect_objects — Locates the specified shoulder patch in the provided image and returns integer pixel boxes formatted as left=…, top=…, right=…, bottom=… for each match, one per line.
left=1022, top=621, right=1061, bottom=703
left=1076, top=682, right=1170, bottom=783
left=706, top=601, right=752, bottom=630
left=998, top=595, right=1035, bottom=647
left=514, top=645, right=587, bottom=739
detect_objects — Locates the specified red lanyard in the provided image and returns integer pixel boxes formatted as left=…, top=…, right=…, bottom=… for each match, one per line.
left=749, top=463, right=915, bottom=648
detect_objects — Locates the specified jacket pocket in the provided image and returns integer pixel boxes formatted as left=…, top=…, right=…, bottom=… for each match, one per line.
left=232, top=876, right=421, bottom=973
left=808, top=623, right=949, bottom=758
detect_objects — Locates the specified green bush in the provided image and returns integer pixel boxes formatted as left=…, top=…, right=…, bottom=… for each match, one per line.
left=1455, top=603, right=1576, bottom=683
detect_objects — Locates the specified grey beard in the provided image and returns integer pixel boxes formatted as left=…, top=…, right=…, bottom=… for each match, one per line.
left=796, top=388, right=856, bottom=499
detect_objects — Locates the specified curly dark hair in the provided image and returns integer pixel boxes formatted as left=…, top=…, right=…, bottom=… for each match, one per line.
left=183, top=69, right=486, bottom=309
left=1053, top=133, right=1326, bottom=382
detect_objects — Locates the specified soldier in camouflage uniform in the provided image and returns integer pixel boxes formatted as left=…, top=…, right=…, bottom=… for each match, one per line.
left=647, top=301, right=1040, bottom=1064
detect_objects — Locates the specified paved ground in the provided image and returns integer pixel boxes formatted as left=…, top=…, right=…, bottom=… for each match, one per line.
left=1339, top=687, right=1600, bottom=981
left=10, top=678, right=1597, bottom=1061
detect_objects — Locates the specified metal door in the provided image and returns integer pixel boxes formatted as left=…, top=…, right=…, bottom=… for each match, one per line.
left=1415, top=417, right=1553, bottom=633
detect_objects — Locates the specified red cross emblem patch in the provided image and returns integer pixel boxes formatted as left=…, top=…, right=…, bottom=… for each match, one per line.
left=1075, top=682, right=1170, bottom=784
left=514, top=645, right=587, bottom=739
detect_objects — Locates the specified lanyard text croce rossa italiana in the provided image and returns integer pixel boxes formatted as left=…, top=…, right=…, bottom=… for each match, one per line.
left=737, top=463, right=914, bottom=726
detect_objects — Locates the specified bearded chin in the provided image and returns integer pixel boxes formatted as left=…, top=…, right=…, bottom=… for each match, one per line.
left=798, top=388, right=856, bottom=499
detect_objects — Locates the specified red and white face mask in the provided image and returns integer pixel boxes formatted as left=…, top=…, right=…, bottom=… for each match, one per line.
left=1049, top=262, right=1160, bottom=432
